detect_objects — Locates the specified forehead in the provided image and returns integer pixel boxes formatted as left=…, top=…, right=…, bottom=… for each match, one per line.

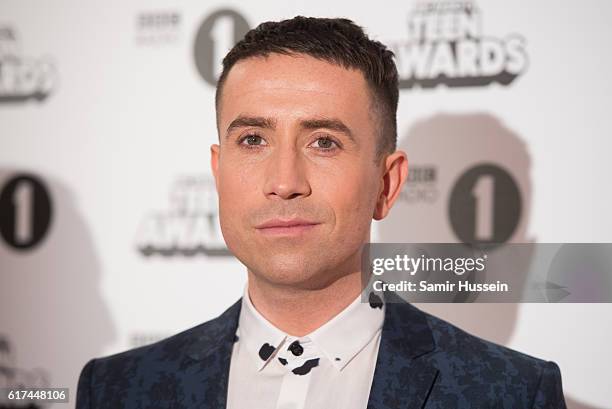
left=218, top=53, right=374, bottom=127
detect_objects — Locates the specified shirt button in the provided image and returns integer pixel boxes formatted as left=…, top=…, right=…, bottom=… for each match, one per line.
left=288, top=340, right=303, bottom=356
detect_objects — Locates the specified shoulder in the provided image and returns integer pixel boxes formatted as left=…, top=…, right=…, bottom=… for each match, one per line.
left=411, top=304, right=565, bottom=406
left=421, top=305, right=551, bottom=374
left=83, top=321, right=207, bottom=375
left=76, top=299, right=241, bottom=408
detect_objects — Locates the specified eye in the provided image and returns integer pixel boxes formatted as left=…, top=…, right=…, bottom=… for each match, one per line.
left=239, top=133, right=267, bottom=147
left=310, top=136, right=340, bottom=150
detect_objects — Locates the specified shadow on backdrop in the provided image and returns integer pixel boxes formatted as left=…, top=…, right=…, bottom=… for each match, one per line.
left=377, top=114, right=600, bottom=409
left=0, top=169, right=115, bottom=408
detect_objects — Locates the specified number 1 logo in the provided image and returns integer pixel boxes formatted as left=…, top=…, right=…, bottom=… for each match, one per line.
left=449, top=164, right=521, bottom=246
left=0, top=174, right=53, bottom=250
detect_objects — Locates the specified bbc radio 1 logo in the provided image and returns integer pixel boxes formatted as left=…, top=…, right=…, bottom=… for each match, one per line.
left=135, top=176, right=230, bottom=257
left=392, top=1, right=528, bottom=89
left=0, top=26, right=58, bottom=103
left=193, top=9, right=250, bottom=86
left=399, top=162, right=522, bottom=246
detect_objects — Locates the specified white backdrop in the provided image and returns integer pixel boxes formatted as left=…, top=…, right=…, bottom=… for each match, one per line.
left=1, top=1, right=611, bottom=408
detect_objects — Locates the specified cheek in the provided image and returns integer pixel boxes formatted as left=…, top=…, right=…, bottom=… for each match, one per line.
left=216, top=165, right=258, bottom=258
left=220, top=149, right=266, bottom=189
left=317, top=162, right=379, bottom=231
left=218, top=154, right=260, bottom=196
left=217, top=162, right=255, bottom=227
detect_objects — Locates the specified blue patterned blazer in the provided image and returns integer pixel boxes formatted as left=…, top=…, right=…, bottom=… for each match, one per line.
left=76, top=294, right=566, bottom=408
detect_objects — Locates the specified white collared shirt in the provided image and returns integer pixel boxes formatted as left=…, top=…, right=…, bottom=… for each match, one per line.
left=226, top=286, right=385, bottom=409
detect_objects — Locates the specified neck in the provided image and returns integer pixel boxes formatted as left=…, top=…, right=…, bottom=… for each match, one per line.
left=247, top=269, right=363, bottom=337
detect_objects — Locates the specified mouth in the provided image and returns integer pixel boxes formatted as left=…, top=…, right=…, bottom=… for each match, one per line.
left=255, top=218, right=321, bottom=236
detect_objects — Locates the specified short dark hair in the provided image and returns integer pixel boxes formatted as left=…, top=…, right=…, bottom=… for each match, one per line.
left=215, top=16, right=399, bottom=160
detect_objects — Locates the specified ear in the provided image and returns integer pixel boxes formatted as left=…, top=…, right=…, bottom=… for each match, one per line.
left=373, top=150, right=408, bottom=220
left=210, top=143, right=220, bottom=190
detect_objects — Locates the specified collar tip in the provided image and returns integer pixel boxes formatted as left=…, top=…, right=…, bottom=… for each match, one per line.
left=331, top=360, right=347, bottom=371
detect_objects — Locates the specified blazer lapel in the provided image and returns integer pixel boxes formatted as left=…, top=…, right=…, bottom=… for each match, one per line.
left=183, top=299, right=242, bottom=409
left=175, top=294, right=439, bottom=409
left=367, top=294, right=439, bottom=409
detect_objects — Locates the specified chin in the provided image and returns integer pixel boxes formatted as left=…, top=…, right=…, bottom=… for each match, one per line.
left=261, top=258, right=317, bottom=283
left=253, top=258, right=350, bottom=291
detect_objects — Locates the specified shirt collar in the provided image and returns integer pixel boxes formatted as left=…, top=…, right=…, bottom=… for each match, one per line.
left=237, top=286, right=287, bottom=371
left=237, top=285, right=385, bottom=372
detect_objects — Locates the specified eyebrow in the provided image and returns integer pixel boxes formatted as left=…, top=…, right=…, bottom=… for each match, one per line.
left=225, top=115, right=356, bottom=143
left=226, top=116, right=276, bottom=135
left=300, top=118, right=355, bottom=142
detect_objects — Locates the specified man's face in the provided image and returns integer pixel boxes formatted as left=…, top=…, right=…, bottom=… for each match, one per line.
left=212, top=53, right=393, bottom=288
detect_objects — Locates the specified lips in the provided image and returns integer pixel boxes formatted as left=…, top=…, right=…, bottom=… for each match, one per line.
left=256, top=218, right=319, bottom=229
left=255, top=218, right=320, bottom=236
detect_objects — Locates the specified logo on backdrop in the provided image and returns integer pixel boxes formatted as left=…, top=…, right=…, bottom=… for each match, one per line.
left=135, top=175, right=230, bottom=257
left=129, top=332, right=171, bottom=349
left=193, top=9, right=250, bottom=86
left=0, top=336, right=50, bottom=401
left=400, top=165, right=439, bottom=204
left=135, top=11, right=181, bottom=45
left=391, top=1, right=528, bottom=89
left=0, top=26, right=58, bottom=103
left=0, top=174, right=53, bottom=251
left=449, top=163, right=521, bottom=244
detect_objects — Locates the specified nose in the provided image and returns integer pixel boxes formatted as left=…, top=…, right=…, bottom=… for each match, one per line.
left=263, top=144, right=311, bottom=200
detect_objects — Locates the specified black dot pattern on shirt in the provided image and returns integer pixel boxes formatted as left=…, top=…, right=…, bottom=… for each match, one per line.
left=288, top=340, right=304, bottom=356
left=258, top=343, right=275, bottom=361
left=369, top=292, right=383, bottom=309
left=278, top=357, right=288, bottom=365
left=335, top=357, right=341, bottom=361
left=291, top=358, right=320, bottom=375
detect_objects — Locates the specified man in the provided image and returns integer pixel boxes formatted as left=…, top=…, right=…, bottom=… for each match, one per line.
left=76, top=16, right=566, bottom=408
